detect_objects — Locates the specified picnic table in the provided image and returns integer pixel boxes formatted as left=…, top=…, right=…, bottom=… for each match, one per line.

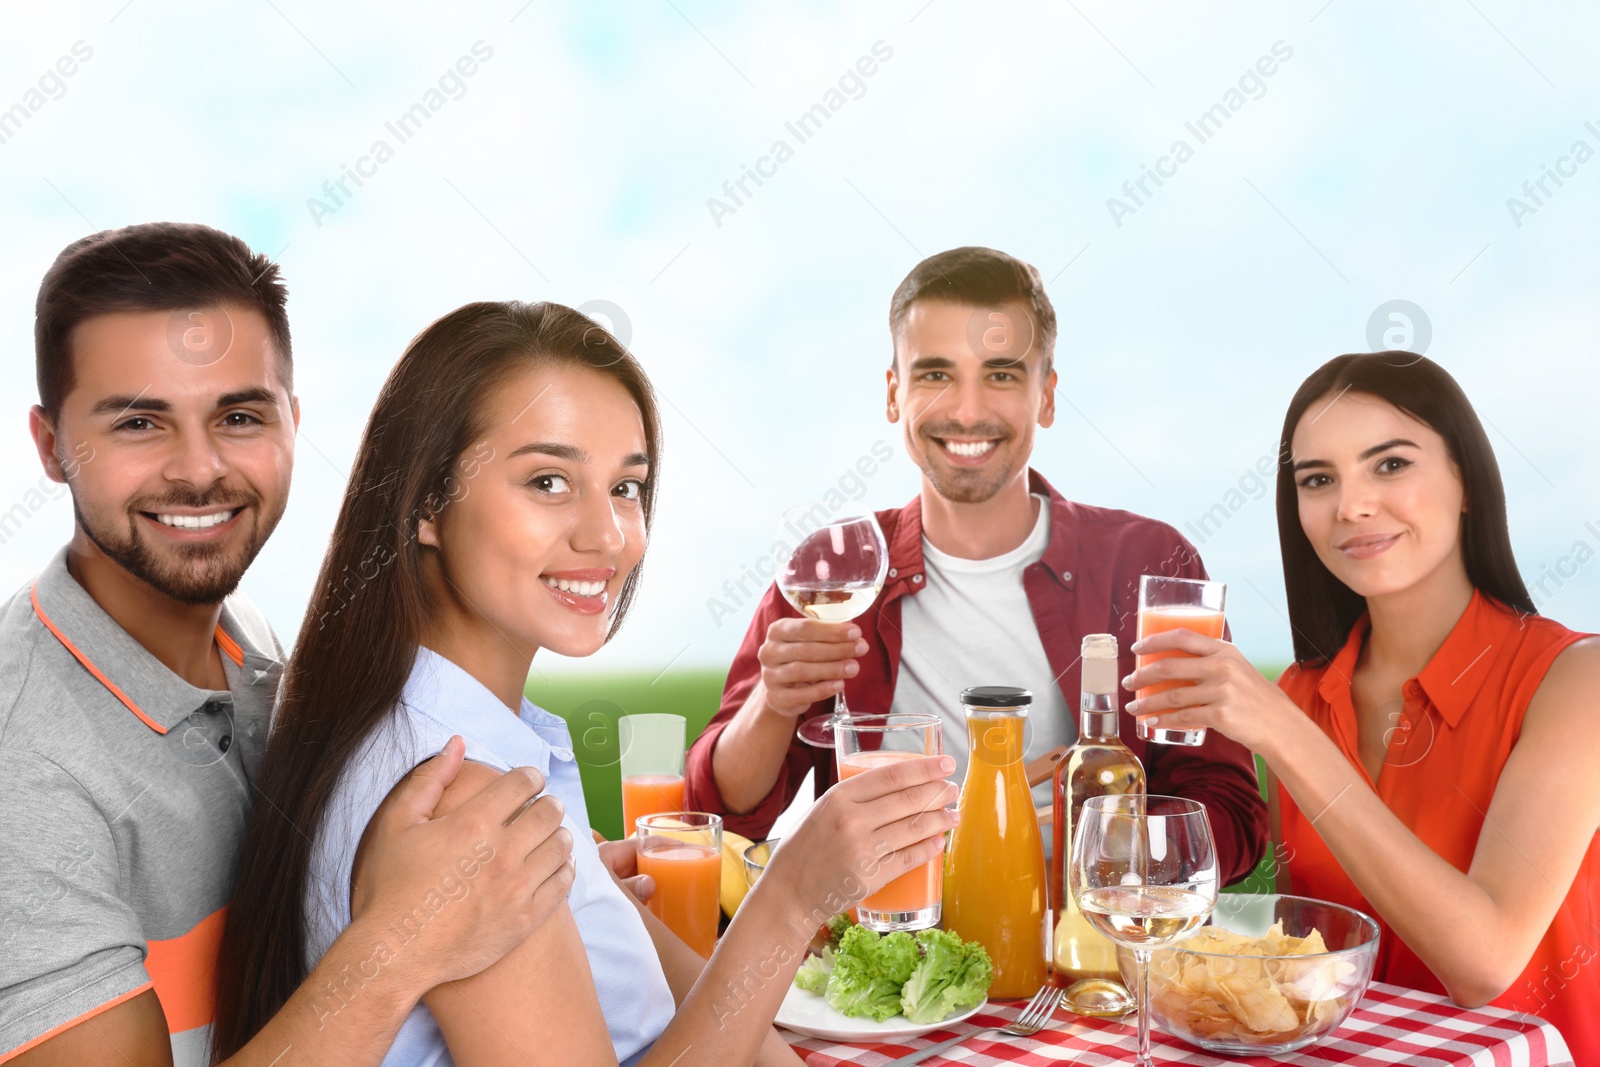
left=785, top=981, right=1573, bottom=1066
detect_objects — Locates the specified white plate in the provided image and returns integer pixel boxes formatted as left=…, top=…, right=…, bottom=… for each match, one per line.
left=775, top=984, right=989, bottom=1042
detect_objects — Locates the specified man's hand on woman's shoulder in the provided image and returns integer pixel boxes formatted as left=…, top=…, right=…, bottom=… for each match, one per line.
left=351, top=736, right=577, bottom=991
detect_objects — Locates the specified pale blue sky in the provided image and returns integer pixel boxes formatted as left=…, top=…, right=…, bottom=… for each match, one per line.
left=2, top=0, right=1597, bottom=679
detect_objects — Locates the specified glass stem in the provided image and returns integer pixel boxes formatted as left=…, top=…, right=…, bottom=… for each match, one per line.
left=1134, top=948, right=1152, bottom=1066
left=833, top=689, right=849, bottom=721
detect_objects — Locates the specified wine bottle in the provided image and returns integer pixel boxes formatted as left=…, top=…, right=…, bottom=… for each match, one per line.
left=1050, top=634, right=1146, bottom=1011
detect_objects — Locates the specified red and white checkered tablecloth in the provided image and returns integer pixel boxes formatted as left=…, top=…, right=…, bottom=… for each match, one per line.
left=784, top=982, right=1574, bottom=1066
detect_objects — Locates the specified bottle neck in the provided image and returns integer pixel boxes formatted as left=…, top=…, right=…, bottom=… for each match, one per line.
left=1079, top=692, right=1121, bottom=743
left=1078, top=655, right=1122, bottom=743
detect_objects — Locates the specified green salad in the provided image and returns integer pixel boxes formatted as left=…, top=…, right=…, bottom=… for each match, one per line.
left=793, top=916, right=994, bottom=1024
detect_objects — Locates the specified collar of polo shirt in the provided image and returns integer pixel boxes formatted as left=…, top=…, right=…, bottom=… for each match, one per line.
left=29, top=549, right=273, bottom=736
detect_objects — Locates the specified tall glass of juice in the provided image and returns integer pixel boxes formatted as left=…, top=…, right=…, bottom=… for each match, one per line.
left=1135, top=575, right=1226, bottom=746
left=834, top=713, right=945, bottom=932
left=636, top=811, right=722, bottom=958
left=620, top=714, right=687, bottom=836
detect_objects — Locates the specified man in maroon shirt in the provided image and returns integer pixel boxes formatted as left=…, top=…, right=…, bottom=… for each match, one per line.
left=685, top=247, right=1267, bottom=884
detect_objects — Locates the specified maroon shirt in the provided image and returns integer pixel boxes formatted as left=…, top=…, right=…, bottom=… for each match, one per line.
left=685, top=470, right=1269, bottom=885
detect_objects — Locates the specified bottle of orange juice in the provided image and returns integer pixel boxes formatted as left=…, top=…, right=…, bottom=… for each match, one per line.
left=942, top=686, right=1048, bottom=999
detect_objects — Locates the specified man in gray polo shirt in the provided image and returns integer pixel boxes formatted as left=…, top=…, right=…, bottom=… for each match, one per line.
left=0, top=224, right=577, bottom=1066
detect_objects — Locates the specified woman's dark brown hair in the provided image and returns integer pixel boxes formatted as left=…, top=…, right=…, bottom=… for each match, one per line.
left=1275, top=351, right=1534, bottom=666
left=211, top=301, right=660, bottom=1058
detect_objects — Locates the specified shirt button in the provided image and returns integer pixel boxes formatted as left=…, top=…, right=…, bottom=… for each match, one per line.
left=218, top=734, right=232, bottom=753
left=912, top=574, right=922, bottom=583
left=889, top=567, right=899, bottom=578
left=1062, top=570, right=1073, bottom=582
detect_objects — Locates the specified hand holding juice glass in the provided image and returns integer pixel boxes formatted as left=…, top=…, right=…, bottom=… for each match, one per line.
left=1134, top=576, right=1227, bottom=746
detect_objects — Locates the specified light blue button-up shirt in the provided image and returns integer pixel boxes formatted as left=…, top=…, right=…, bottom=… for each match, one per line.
left=306, top=647, right=675, bottom=1066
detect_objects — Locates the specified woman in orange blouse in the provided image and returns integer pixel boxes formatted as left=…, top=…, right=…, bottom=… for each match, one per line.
left=1124, top=352, right=1600, bottom=1061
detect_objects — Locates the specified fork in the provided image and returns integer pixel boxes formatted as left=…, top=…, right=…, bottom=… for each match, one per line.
left=882, top=984, right=1061, bottom=1067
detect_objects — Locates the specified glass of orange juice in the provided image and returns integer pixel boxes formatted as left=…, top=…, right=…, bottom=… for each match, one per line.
left=834, top=713, right=944, bottom=932
left=636, top=811, right=722, bottom=957
left=620, top=714, right=686, bottom=836
left=1135, top=575, right=1226, bottom=746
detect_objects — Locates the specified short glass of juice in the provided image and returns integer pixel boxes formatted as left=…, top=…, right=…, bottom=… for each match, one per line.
left=834, top=713, right=945, bottom=932
left=636, top=811, right=722, bottom=958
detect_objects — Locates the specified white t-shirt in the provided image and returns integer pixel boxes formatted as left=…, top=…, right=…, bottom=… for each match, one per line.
left=890, top=495, right=1073, bottom=808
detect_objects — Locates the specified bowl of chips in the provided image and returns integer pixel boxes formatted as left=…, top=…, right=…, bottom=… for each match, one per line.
left=1119, top=893, right=1379, bottom=1056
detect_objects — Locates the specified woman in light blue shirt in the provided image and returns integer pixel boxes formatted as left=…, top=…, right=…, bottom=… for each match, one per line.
left=215, top=301, right=956, bottom=1066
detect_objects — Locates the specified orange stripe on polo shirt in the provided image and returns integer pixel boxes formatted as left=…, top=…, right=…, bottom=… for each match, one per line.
left=0, top=981, right=155, bottom=1063
left=144, top=906, right=227, bottom=1033
left=214, top=627, right=244, bottom=667
left=30, top=582, right=167, bottom=735
left=31, top=581, right=247, bottom=733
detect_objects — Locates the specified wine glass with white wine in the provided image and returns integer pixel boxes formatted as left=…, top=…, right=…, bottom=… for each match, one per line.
left=1071, top=794, right=1218, bottom=1067
left=774, top=507, right=889, bottom=748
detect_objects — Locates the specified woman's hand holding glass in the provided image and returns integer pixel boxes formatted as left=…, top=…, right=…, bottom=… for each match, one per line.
left=759, top=753, right=958, bottom=923
left=595, top=834, right=657, bottom=905
left=1123, top=628, right=1301, bottom=755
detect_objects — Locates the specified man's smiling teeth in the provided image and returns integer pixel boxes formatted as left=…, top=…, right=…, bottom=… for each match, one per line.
left=542, top=577, right=607, bottom=598
left=154, top=510, right=238, bottom=529
left=942, top=440, right=996, bottom=457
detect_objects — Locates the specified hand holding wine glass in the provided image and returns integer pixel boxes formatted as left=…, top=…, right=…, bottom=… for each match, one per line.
left=753, top=618, right=870, bottom=720
left=773, top=509, right=889, bottom=747
left=1071, top=795, right=1218, bottom=1067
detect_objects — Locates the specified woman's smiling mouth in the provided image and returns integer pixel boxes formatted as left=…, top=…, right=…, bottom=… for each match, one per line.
left=539, top=568, right=615, bottom=615
left=1337, top=532, right=1402, bottom=560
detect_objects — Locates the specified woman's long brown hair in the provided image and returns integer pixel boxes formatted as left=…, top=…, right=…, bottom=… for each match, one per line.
left=211, top=301, right=661, bottom=1058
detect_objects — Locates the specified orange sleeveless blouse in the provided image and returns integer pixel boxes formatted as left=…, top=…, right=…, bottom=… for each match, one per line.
left=1277, top=591, right=1598, bottom=1062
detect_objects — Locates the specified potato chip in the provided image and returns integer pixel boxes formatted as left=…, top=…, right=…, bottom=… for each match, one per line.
left=1215, top=974, right=1299, bottom=1033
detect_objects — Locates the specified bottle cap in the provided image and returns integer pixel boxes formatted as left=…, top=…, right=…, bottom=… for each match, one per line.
left=1081, top=633, right=1117, bottom=658
left=960, top=685, right=1032, bottom=708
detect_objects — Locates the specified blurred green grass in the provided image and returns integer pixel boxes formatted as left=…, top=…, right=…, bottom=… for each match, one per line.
left=527, top=668, right=728, bottom=840
left=529, top=665, right=1289, bottom=890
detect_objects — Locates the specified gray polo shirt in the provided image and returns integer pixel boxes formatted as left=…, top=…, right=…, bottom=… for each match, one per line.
left=0, top=548, right=280, bottom=1065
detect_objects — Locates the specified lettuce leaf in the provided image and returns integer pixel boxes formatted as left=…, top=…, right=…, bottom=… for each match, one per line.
left=824, top=925, right=920, bottom=1021
left=794, top=947, right=833, bottom=994
left=900, top=928, right=995, bottom=1024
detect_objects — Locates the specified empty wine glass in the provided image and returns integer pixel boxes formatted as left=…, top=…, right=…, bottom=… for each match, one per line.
left=1071, top=794, right=1218, bottom=1067
left=773, top=507, right=889, bottom=748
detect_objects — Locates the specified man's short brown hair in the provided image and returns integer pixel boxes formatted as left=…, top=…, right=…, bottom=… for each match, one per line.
left=888, top=246, right=1056, bottom=371
left=35, top=222, right=292, bottom=417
